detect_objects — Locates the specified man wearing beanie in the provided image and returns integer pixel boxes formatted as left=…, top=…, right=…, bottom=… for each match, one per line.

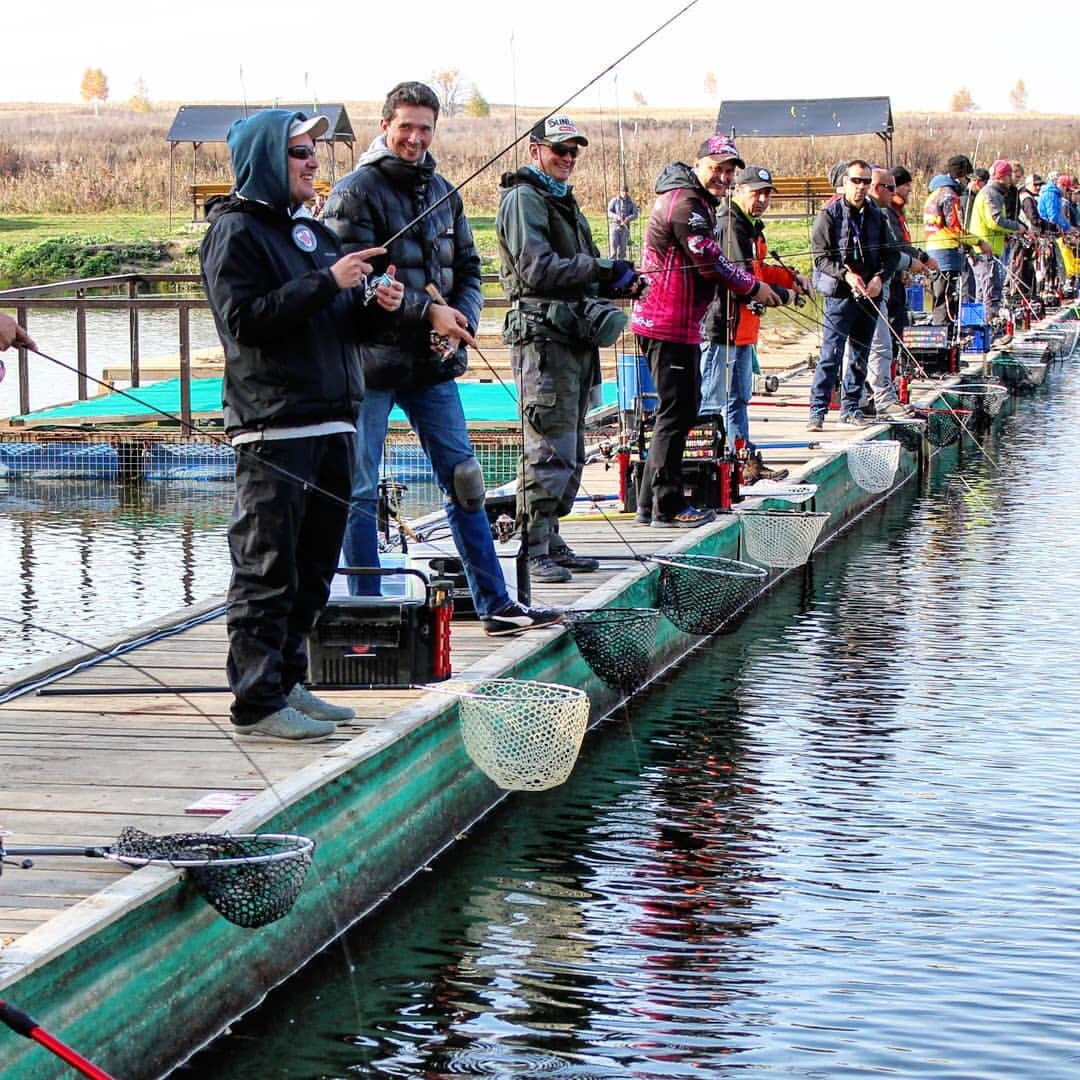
left=631, top=134, right=781, bottom=527
left=969, top=159, right=1027, bottom=326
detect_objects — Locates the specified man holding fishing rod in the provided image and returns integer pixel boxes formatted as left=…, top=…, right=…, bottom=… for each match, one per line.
left=496, top=113, right=645, bottom=582
left=323, top=81, right=560, bottom=635
left=201, top=108, right=405, bottom=743
left=807, top=159, right=899, bottom=432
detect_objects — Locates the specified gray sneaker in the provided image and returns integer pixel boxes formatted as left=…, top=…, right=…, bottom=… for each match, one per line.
left=839, top=410, right=871, bottom=427
left=529, top=554, right=573, bottom=583
left=806, top=411, right=825, bottom=432
left=287, top=683, right=356, bottom=722
left=234, top=705, right=336, bottom=743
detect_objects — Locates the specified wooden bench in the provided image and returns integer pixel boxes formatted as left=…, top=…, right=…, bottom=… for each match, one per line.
left=766, top=175, right=834, bottom=218
left=189, top=180, right=331, bottom=221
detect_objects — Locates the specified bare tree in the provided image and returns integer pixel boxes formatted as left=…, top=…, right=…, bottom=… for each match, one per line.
left=632, top=90, right=648, bottom=107
left=950, top=87, right=977, bottom=113
left=129, top=77, right=152, bottom=114
left=430, top=69, right=465, bottom=118
left=1009, top=80, right=1028, bottom=111
left=703, top=72, right=717, bottom=98
left=80, top=68, right=109, bottom=116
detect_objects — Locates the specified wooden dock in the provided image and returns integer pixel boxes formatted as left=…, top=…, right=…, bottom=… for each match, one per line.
left=0, top=325, right=1038, bottom=1078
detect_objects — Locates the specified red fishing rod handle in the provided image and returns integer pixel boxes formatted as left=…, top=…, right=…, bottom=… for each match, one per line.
left=0, top=999, right=117, bottom=1080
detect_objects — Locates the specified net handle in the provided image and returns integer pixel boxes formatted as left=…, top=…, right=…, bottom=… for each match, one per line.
left=3, top=834, right=314, bottom=870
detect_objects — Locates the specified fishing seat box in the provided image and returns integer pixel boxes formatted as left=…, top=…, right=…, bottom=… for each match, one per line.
left=307, top=560, right=453, bottom=689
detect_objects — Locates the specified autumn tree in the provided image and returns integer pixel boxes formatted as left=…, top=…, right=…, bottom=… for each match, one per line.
left=704, top=72, right=717, bottom=98
left=430, top=69, right=464, bottom=117
left=1009, top=80, right=1028, bottom=111
left=950, top=87, right=977, bottom=112
left=465, top=85, right=490, bottom=118
left=632, top=90, right=648, bottom=107
left=80, top=68, right=109, bottom=115
left=129, top=77, right=152, bottom=114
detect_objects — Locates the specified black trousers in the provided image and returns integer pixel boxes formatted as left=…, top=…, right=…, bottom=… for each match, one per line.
left=636, top=335, right=700, bottom=518
left=226, top=432, right=354, bottom=725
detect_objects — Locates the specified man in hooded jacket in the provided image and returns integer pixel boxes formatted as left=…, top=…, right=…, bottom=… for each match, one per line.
left=323, top=82, right=559, bottom=635
left=200, top=108, right=403, bottom=743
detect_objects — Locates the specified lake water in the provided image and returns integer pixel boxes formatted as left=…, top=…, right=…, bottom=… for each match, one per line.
left=179, top=362, right=1080, bottom=1077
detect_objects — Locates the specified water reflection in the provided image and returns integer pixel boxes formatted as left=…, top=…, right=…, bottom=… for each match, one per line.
left=183, top=359, right=1080, bottom=1078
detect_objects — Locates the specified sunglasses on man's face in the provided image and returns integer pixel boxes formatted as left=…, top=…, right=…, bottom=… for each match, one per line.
left=287, top=146, right=318, bottom=160
left=847, top=175, right=873, bottom=185
left=542, top=142, right=580, bottom=159
left=876, top=183, right=896, bottom=191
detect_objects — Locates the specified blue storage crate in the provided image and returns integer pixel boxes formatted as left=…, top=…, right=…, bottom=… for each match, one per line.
left=961, top=302, right=985, bottom=326
left=906, top=283, right=925, bottom=312
left=963, top=326, right=991, bottom=352
left=617, top=354, right=657, bottom=412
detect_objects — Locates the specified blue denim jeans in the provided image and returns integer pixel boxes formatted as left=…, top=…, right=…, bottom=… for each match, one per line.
left=700, top=341, right=755, bottom=447
left=342, top=380, right=510, bottom=618
left=811, top=295, right=879, bottom=416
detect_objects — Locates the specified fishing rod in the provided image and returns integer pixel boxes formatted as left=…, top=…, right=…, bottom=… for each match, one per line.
left=378, top=0, right=701, bottom=250
left=0, top=999, right=115, bottom=1080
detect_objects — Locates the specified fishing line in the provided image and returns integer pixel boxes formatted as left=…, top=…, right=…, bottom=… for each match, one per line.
left=377, top=0, right=701, bottom=250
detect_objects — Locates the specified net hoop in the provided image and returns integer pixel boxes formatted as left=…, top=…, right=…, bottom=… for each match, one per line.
left=924, top=409, right=962, bottom=448
left=950, top=381, right=1008, bottom=417
left=651, top=554, right=767, bottom=635
left=738, top=509, right=830, bottom=568
left=845, top=440, right=902, bottom=493
left=110, top=828, right=316, bottom=928
left=457, top=679, right=590, bottom=792
left=742, top=481, right=818, bottom=505
left=564, top=607, right=661, bottom=692
left=887, top=419, right=926, bottom=452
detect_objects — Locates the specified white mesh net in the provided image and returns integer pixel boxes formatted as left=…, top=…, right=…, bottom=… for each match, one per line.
left=846, top=440, right=902, bottom=493
left=458, top=679, right=590, bottom=792
left=739, top=509, right=830, bottom=568
left=951, top=382, right=1008, bottom=417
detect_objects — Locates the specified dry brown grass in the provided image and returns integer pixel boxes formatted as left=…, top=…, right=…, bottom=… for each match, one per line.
left=3, top=101, right=1080, bottom=218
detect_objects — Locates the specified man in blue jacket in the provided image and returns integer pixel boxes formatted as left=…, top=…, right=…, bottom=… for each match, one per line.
left=201, top=108, right=403, bottom=742
left=323, top=82, right=561, bottom=635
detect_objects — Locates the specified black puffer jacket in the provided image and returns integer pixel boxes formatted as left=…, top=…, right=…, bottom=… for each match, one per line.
left=322, top=141, right=482, bottom=390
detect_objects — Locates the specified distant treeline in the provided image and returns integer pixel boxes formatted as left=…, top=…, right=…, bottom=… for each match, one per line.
left=2, top=102, right=1080, bottom=216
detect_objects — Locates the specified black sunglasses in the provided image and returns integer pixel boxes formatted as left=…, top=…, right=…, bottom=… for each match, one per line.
left=541, top=142, right=580, bottom=158
left=287, top=146, right=318, bottom=160
left=876, top=183, right=896, bottom=191
left=847, top=175, right=873, bottom=185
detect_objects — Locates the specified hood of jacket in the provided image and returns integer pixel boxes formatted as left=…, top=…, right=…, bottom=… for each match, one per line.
left=226, top=107, right=314, bottom=212
left=929, top=173, right=960, bottom=193
left=653, top=161, right=712, bottom=200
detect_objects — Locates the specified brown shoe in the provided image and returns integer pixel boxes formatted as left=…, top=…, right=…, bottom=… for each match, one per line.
left=743, top=452, right=789, bottom=485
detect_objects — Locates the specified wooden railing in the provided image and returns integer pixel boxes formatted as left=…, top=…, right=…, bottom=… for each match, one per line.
left=188, top=180, right=332, bottom=221
left=766, top=175, right=834, bottom=218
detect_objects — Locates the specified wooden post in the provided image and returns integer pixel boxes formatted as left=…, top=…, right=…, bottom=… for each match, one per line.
left=128, top=279, right=141, bottom=387
left=76, top=289, right=88, bottom=400
left=179, top=304, right=192, bottom=431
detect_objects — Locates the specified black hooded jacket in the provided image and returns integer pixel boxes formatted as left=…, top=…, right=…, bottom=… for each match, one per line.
left=199, top=108, right=387, bottom=436
left=322, top=140, right=482, bottom=390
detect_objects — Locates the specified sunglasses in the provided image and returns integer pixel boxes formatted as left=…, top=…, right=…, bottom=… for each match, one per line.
left=847, top=176, right=873, bottom=185
left=287, top=146, right=318, bottom=160
left=541, top=142, right=580, bottom=158
left=876, top=183, right=896, bottom=191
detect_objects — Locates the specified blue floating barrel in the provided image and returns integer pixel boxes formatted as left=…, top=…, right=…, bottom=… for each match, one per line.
left=617, top=354, right=657, bottom=413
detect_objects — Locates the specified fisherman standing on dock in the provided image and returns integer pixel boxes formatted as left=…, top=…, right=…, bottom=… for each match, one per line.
left=201, top=108, right=404, bottom=743
left=323, top=82, right=560, bottom=635
left=807, top=159, right=899, bottom=432
left=632, top=135, right=779, bottom=527
left=496, top=114, right=642, bottom=582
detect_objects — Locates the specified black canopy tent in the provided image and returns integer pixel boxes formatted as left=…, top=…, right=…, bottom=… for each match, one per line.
left=715, top=96, right=894, bottom=165
left=166, top=103, right=357, bottom=224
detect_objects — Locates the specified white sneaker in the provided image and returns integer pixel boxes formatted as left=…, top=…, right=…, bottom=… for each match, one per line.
left=234, top=705, right=336, bottom=743
left=287, top=683, right=356, bottom=722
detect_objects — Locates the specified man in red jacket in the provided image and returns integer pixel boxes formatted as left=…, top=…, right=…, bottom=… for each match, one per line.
left=702, top=164, right=808, bottom=482
left=631, top=136, right=781, bottom=527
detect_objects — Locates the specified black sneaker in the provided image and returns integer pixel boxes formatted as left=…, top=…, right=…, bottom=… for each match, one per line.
left=481, top=602, right=564, bottom=637
left=528, top=554, right=573, bottom=583
left=550, top=546, right=599, bottom=572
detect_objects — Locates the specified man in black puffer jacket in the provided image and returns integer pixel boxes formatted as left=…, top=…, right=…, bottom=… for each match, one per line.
left=201, top=108, right=404, bottom=742
left=323, top=82, right=560, bottom=636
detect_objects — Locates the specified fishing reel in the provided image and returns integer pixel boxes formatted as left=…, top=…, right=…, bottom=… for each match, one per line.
left=430, top=331, right=456, bottom=360
left=362, top=273, right=394, bottom=305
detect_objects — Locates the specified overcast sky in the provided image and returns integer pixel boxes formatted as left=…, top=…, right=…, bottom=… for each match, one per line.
left=3, top=1, right=1062, bottom=115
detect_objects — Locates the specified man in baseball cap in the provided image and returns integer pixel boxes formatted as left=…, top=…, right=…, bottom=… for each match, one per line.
left=530, top=114, right=589, bottom=147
